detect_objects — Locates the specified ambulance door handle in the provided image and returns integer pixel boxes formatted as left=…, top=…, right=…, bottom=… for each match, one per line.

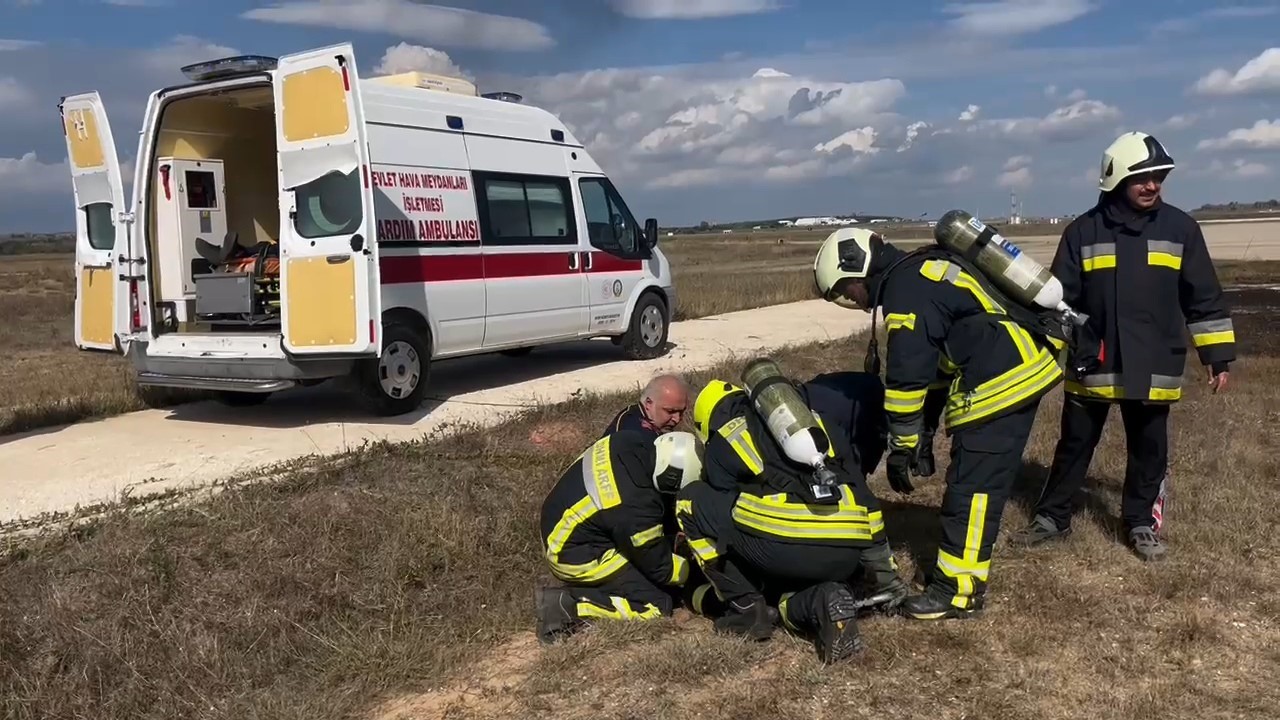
left=569, top=252, right=579, bottom=271
left=583, top=252, right=593, bottom=271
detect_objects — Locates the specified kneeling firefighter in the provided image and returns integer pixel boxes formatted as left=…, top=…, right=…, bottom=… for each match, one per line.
left=813, top=220, right=1098, bottom=620
left=675, top=359, right=911, bottom=664
left=536, top=430, right=706, bottom=643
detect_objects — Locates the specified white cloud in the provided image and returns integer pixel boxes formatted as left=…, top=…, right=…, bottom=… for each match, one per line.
left=1197, top=119, right=1280, bottom=151
left=242, top=0, right=555, bottom=52
left=1191, top=47, right=1280, bottom=96
left=1207, top=158, right=1271, bottom=179
left=1154, top=5, right=1279, bottom=35
left=137, top=35, right=239, bottom=76
left=972, top=98, right=1121, bottom=142
left=1004, top=154, right=1032, bottom=171
left=0, top=77, right=34, bottom=112
left=898, top=121, right=929, bottom=151
left=997, top=154, right=1033, bottom=189
left=941, top=0, right=1098, bottom=36
left=943, top=165, right=974, bottom=185
left=958, top=104, right=981, bottom=121
left=373, top=43, right=471, bottom=80
left=608, top=0, right=781, bottom=19
left=0, top=39, right=41, bottom=51
left=1161, top=113, right=1199, bottom=130
left=0, top=152, right=67, bottom=195
left=814, top=127, right=878, bottom=154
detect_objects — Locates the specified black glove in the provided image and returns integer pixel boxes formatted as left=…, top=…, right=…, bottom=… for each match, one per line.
left=914, top=432, right=936, bottom=478
left=885, top=450, right=915, bottom=494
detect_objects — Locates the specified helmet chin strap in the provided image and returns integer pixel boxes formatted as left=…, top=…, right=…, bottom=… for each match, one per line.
left=862, top=248, right=927, bottom=378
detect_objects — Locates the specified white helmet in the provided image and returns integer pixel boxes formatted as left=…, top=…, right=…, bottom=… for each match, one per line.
left=813, top=227, right=881, bottom=309
left=653, top=431, right=704, bottom=493
left=1099, top=131, right=1175, bottom=193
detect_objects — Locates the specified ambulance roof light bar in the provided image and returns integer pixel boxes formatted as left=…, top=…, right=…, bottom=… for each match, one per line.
left=181, top=55, right=279, bottom=83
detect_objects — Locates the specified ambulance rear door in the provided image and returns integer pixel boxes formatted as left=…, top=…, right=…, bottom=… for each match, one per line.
left=273, top=42, right=381, bottom=357
left=58, top=91, right=131, bottom=353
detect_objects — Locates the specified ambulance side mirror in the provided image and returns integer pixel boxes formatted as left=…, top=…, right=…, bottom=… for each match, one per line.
left=644, top=218, right=659, bottom=248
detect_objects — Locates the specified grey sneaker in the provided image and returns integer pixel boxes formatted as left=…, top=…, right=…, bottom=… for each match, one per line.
left=1128, top=526, right=1167, bottom=562
left=1007, top=514, right=1071, bottom=546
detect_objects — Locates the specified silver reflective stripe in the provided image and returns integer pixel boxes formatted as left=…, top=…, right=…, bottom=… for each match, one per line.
left=1188, top=318, right=1234, bottom=334
left=1078, top=373, right=1119, bottom=387
left=944, top=263, right=961, bottom=283
left=1151, top=374, right=1183, bottom=389
left=720, top=419, right=764, bottom=473
left=1080, top=243, right=1116, bottom=259
left=581, top=452, right=605, bottom=509
left=1147, top=239, right=1182, bottom=256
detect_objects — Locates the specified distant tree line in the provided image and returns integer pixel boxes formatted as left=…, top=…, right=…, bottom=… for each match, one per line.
left=0, top=233, right=74, bottom=255
left=1192, top=199, right=1280, bottom=213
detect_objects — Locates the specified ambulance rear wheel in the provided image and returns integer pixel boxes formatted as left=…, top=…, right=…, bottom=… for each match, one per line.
left=356, top=322, right=432, bottom=416
left=621, top=292, right=669, bottom=360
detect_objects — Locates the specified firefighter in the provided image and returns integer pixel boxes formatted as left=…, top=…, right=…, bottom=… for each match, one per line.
left=1010, top=132, right=1235, bottom=561
left=535, top=429, right=704, bottom=643
left=813, top=227, right=1064, bottom=619
left=673, top=379, right=911, bottom=664
left=601, top=374, right=690, bottom=440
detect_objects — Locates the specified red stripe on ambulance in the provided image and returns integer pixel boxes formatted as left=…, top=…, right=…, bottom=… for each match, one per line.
left=380, top=252, right=642, bottom=284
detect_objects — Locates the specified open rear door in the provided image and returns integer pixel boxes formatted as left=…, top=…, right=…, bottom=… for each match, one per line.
left=59, top=92, right=129, bottom=352
left=274, top=42, right=381, bottom=356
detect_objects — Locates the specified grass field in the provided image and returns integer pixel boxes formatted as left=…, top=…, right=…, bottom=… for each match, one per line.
left=3, top=244, right=1275, bottom=438
left=2, top=285, right=1277, bottom=718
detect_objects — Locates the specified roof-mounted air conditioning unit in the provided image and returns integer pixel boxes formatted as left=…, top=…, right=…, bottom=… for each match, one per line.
left=368, top=72, right=478, bottom=97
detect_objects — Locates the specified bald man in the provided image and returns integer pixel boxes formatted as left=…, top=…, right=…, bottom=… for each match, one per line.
left=601, top=374, right=691, bottom=441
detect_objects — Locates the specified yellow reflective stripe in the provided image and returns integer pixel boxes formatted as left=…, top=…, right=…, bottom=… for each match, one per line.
left=946, top=349, right=1061, bottom=427
left=1001, top=320, right=1036, bottom=364
left=812, top=414, right=837, bottom=458
left=778, top=592, right=799, bottom=631
left=676, top=499, right=692, bottom=516
left=1066, top=375, right=1184, bottom=402
left=951, top=272, right=1003, bottom=313
left=718, top=416, right=764, bottom=475
left=1148, top=252, right=1182, bottom=270
left=576, top=596, right=663, bottom=621
left=687, top=537, right=720, bottom=564
left=920, top=259, right=948, bottom=281
left=546, top=496, right=597, bottom=564
left=585, top=437, right=621, bottom=509
left=548, top=548, right=630, bottom=583
left=732, top=486, right=885, bottom=541
left=1082, top=255, right=1116, bottom=271
left=1192, top=330, right=1235, bottom=347
left=630, top=524, right=664, bottom=548
left=890, top=433, right=919, bottom=450
left=691, top=584, right=716, bottom=614
left=936, top=492, right=991, bottom=610
left=670, top=554, right=689, bottom=585
left=885, top=387, right=927, bottom=414
left=885, top=312, right=916, bottom=332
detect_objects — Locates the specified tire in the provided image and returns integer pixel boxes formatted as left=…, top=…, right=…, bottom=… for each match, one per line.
left=620, top=292, right=669, bottom=360
left=213, top=390, right=272, bottom=407
left=355, top=321, right=432, bottom=416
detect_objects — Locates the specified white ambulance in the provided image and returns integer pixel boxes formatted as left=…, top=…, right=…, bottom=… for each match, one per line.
left=58, top=43, right=676, bottom=416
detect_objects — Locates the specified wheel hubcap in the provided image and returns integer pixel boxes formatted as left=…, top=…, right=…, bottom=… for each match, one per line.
left=640, top=305, right=664, bottom=347
left=378, top=340, right=421, bottom=399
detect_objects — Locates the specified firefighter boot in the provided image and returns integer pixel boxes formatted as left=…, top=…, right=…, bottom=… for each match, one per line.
left=535, top=586, right=581, bottom=644
left=856, top=541, right=909, bottom=612
left=1007, top=514, right=1071, bottom=547
left=713, top=595, right=775, bottom=641
left=1128, top=526, right=1167, bottom=562
left=782, top=582, right=865, bottom=664
left=901, top=584, right=983, bottom=621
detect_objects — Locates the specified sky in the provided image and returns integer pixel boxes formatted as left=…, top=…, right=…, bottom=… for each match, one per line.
left=2, top=0, right=1280, bottom=232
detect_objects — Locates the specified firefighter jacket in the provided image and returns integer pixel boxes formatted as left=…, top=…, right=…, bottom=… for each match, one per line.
left=795, top=372, right=888, bottom=476
left=1052, top=197, right=1235, bottom=403
left=869, top=246, right=1064, bottom=453
left=540, top=431, right=689, bottom=588
left=699, top=391, right=889, bottom=549
left=600, top=404, right=659, bottom=440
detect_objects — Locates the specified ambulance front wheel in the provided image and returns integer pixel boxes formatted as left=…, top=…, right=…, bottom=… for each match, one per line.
left=620, top=292, right=669, bottom=360
left=355, top=321, right=432, bottom=416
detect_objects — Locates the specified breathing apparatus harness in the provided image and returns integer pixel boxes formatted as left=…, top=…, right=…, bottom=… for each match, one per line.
left=861, top=244, right=1101, bottom=381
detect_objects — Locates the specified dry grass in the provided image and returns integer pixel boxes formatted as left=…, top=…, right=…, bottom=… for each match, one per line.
left=2, top=248, right=1275, bottom=437
left=3, top=287, right=1279, bottom=718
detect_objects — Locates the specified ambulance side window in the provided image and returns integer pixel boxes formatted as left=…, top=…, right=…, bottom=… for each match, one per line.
left=579, top=177, right=640, bottom=256
left=292, top=168, right=363, bottom=239
left=474, top=171, right=577, bottom=247
left=84, top=202, right=116, bottom=251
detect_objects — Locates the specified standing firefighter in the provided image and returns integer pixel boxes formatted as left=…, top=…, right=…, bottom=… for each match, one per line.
left=1011, top=132, right=1235, bottom=560
left=536, top=430, right=705, bottom=643
left=813, top=227, right=1064, bottom=619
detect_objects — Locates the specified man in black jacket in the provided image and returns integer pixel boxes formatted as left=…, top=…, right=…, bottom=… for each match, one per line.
left=674, top=380, right=909, bottom=663
left=535, top=429, right=705, bottom=643
left=813, top=227, right=1065, bottom=619
left=1010, top=131, right=1235, bottom=561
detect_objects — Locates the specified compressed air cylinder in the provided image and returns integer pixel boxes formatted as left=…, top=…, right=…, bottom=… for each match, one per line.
left=740, top=357, right=831, bottom=471
left=933, top=209, right=1067, bottom=312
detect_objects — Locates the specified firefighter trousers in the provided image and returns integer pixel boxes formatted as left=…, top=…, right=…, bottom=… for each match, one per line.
left=564, top=564, right=677, bottom=621
left=1033, top=396, right=1170, bottom=533
left=674, top=481, right=881, bottom=631
left=925, top=399, right=1040, bottom=610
